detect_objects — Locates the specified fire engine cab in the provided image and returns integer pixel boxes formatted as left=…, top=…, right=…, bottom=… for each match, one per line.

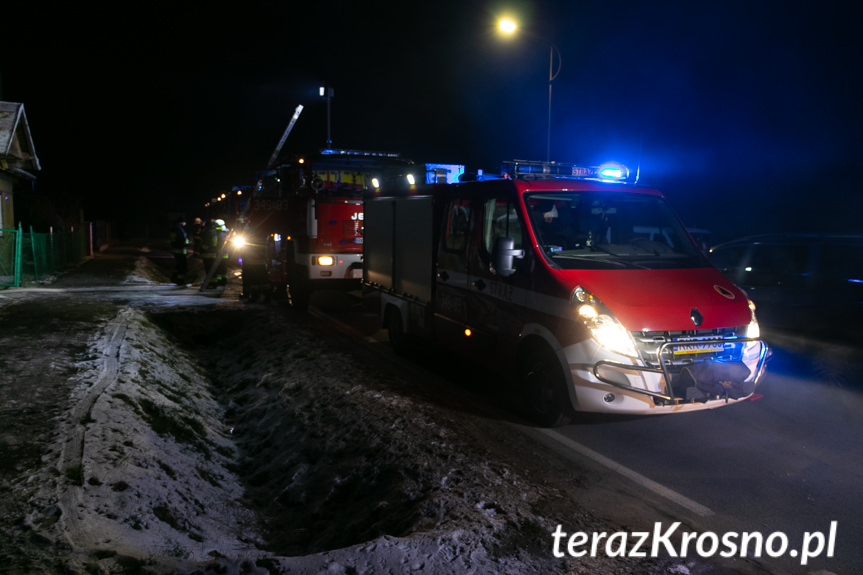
left=364, top=160, right=769, bottom=426
left=234, top=148, right=415, bottom=308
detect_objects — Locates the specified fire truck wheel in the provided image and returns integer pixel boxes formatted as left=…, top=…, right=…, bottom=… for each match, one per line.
left=520, top=348, right=572, bottom=427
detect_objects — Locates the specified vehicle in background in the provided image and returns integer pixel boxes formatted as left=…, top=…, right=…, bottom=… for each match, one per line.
left=233, top=148, right=415, bottom=307
left=364, top=160, right=768, bottom=425
left=709, top=233, right=863, bottom=384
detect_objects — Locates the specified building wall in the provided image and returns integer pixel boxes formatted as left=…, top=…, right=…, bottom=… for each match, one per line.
left=0, top=171, right=13, bottom=229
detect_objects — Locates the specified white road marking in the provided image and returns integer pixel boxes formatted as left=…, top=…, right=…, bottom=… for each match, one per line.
left=528, top=426, right=715, bottom=517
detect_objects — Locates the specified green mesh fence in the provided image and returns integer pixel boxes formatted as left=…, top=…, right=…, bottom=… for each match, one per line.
left=0, top=225, right=88, bottom=286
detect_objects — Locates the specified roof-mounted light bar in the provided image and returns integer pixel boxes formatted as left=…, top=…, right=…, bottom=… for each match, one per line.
left=501, top=160, right=631, bottom=183
left=320, top=148, right=402, bottom=158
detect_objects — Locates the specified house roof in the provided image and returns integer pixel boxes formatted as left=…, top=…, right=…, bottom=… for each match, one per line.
left=0, top=102, right=41, bottom=179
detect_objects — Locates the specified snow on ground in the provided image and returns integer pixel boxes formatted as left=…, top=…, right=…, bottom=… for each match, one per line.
left=3, top=253, right=700, bottom=574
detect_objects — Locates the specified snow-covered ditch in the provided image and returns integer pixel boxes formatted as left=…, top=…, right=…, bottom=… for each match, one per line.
left=17, top=255, right=677, bottom=574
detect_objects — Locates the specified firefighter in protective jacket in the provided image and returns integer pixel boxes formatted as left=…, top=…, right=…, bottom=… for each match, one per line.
left=201, top=219, right=218, bottom=288
left=214, top=219, right=230, bottom=286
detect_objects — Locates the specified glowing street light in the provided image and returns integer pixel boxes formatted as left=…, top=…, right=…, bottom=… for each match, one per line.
left=498, top=18, right=561, bottom=162
left=499, top=18, right=517, bottom=33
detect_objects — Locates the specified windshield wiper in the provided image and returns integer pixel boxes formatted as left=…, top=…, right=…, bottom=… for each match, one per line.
left=553, top=254, right=646, bottom=269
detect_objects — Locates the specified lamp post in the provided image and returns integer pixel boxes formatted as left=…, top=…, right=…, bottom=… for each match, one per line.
left=499, top=19, right=561, bottom=163
left=319, top=86, right=334, bottom=147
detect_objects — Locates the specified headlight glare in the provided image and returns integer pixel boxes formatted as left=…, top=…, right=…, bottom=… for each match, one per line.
left=572, top=286, right=638, bottom=357
left=746, top=299, right=760, bottom=339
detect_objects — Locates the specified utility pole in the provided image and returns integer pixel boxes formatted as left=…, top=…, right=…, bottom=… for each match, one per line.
left=320, top=86, right=334, bottom=147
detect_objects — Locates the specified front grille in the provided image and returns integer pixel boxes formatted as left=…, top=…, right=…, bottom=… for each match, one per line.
left=632, top=326, right=748, bottom=371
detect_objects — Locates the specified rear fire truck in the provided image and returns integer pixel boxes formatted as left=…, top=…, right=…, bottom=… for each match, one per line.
left=364, top=160, right=769, bottom=426
left=234, top=148, right=416, bottom=308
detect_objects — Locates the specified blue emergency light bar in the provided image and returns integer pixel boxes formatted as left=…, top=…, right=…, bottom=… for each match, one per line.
left=501, top=160, right=631, bottom=182
left=320, top=148, right=402, bottom=158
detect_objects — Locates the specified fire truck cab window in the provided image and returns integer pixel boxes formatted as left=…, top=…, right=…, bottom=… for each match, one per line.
left=443, top=200, right=471, bottom=252
left=439, top=198, right=472, bottom=274
left=481, top=197, right=523, bottom=258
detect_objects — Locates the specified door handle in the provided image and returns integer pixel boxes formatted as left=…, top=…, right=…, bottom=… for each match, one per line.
left=438, top=270, right=449, bottom=281
left=473, top=279, right=486, bottom=291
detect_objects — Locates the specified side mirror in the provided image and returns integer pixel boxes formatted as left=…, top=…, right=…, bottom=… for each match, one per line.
left=492, top=237, right=524, bottom=277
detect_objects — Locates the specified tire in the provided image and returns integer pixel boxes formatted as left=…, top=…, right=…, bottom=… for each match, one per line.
left=520, top=347, right=573, bottom=427
left=288, top=269, right=310, bottom=310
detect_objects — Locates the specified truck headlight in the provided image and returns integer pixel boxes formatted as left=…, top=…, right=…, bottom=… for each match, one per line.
left=746, top=299, right=760, bottom=339
left=232, top=235, right=246, bottom=248
left=573, top=286, right=638, bottom=358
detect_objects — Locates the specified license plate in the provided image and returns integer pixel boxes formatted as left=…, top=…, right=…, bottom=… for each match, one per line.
left=672, top=343, right=725, bottom=355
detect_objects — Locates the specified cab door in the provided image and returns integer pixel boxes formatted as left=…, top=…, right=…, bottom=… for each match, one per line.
left=465, top=184, right=530, bottom=356
left=433, top=189, right=473, bottom=341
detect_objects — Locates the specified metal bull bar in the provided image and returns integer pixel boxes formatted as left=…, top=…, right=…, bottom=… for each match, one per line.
left=592, top=337, right=769, bottom=402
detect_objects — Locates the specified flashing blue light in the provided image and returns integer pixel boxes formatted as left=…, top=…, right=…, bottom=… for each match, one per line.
left=847, top=278, right=863, bottom=283
left=599, top=167, right=624, bottom=179
left=425, top=163, right=466, bottom=184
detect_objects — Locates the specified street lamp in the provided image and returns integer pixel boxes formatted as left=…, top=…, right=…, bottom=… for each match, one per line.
left=319, top=86, right=334, bottom=147
left=498, top=18, right=561, bottom=162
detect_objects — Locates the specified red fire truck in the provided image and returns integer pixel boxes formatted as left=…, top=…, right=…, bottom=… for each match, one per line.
left=234, top=148, right=416, bottom=308
left=364, top=160, right=769, bottom=425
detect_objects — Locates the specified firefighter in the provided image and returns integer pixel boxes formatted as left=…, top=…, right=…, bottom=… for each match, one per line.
left=201, top=218, right=218, bottom=288
left=190, top=217, right=204, bottom=257
left=169, top=215, right=189, bottom=285
left=214, top=219, right=230, bottom=286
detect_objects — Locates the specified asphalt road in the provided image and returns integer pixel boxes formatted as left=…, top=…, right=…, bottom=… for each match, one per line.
left=316, top=289, right=862, bottom=575
left=558, top=370, right=863, bottom=574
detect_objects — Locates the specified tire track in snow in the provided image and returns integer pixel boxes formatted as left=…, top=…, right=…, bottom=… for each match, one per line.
left=57, top=307, right=130, bottom=549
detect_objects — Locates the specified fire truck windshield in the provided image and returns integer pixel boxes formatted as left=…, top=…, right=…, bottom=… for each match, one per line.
left=524, top=191, right=708, bottom=270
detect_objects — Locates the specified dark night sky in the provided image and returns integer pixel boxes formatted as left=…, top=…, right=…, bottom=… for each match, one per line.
left=3, top=0, right=863, bottom=240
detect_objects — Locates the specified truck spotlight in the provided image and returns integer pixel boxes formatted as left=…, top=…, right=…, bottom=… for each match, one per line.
left=372, top=177, right=380, bottom=189
left=406, top=174, right=416, bottom=185
left=232, top=235, right=246, bottom=248
left=318, top=255, right=335, bottom=266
